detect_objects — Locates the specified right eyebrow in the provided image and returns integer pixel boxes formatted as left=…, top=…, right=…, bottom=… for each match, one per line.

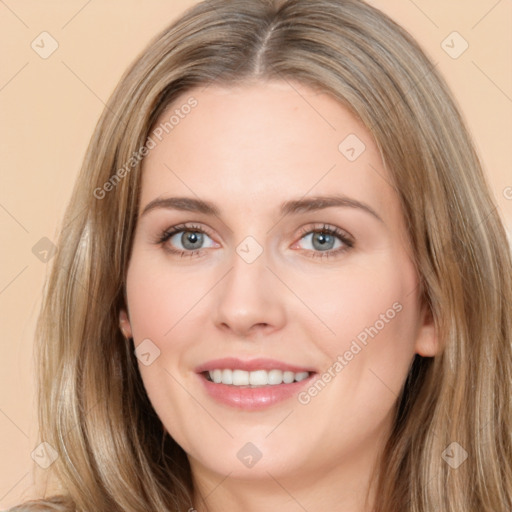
left=140, top=196, right=219, bottom=218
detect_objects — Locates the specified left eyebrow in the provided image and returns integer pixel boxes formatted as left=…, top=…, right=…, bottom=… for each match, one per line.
left=140, top=194, right=383, bottom=223
left=280, top=194, right=383, bottom=223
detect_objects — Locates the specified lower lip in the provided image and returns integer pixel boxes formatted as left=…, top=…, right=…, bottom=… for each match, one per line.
left=198, top=373, right=316, bottom=410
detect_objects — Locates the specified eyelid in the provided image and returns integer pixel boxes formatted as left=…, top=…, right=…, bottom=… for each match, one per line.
left=290, top=223, right=354, bottom=260
left=295, top=223, right=354, bottom=245
left=157, top=223, right=218, bottom=247
left=158, top=222, right=216, bottom=241
left=156, top=221, right=354, bottom=259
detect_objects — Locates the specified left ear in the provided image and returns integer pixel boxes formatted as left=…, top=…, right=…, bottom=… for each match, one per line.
left=414, top=302, right=438, bottom=357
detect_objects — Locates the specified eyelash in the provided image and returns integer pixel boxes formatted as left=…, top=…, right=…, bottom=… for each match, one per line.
left=155, top=223, right=354, bottom=260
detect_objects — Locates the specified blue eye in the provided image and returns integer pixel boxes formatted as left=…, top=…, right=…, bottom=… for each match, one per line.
left=294, top=224, right=354, bottom=259
left=157, top=224, right=216, bottom=258
left=156, top=223, right=354, bottom=259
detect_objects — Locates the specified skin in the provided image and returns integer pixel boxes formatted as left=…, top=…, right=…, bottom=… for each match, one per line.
left=119, top=79, right=437, bottom=512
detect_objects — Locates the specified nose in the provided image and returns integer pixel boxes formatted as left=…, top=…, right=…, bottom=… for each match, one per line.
left=213, top=247, right=287, bottom=339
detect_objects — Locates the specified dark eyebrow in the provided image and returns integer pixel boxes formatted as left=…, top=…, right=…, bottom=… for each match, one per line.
left=280, top=195, right=383, bottom=223
left=140, top=194, right=383, bottom=223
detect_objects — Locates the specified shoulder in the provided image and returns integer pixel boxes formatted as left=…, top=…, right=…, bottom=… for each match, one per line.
left=4, top=496, right=74, bottom=512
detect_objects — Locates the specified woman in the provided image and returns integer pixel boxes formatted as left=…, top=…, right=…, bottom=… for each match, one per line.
left=11, top=0, right=512, bottom=510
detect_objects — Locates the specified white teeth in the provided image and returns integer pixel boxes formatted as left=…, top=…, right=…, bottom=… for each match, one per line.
left=249, top=370, right=267, bottom=386
left=232, top=369, right=249, bottom=385
left=268, top=369, right=285, bottom=385
left=283, top=371, right=295, bottom=384
left=222, top=369, right=233, bottom=384
left=207, top=369, right=311, bottom=386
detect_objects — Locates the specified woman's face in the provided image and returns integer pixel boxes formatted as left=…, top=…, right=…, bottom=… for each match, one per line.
left=120, top=80, right=436, bottom=489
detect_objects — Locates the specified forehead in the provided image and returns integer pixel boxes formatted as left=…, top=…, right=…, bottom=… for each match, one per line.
left=139, top=80, right=395, bottom=222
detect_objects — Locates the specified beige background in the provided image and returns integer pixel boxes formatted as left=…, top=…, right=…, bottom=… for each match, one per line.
left=1, top=0, right=511, bottom=507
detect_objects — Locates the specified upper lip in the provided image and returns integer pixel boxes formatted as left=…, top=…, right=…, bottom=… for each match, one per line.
left=195, top=357, right=316, bottom=374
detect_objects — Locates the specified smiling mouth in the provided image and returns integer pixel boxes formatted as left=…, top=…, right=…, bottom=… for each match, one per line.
left=202, top=369, right=313, bottom=387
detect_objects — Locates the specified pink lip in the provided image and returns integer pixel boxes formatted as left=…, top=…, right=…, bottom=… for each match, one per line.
left=195, top=357, right=317, bottom=411
left=195, top=357, right=315, bottom=373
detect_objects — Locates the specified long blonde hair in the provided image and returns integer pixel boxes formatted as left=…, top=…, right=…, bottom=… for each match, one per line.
left=12, top=0, right=512, bottom=510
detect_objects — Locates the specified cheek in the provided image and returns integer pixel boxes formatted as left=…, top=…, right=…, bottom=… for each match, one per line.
left=299, top=253, right=421, bottom=414
left=301, top=252, right=419, bottom=353
left=124, top=256, right=208, bottom=440
left=125, top=254, right=206, bottom=341
left=292, top=255, right=420, bottom=448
